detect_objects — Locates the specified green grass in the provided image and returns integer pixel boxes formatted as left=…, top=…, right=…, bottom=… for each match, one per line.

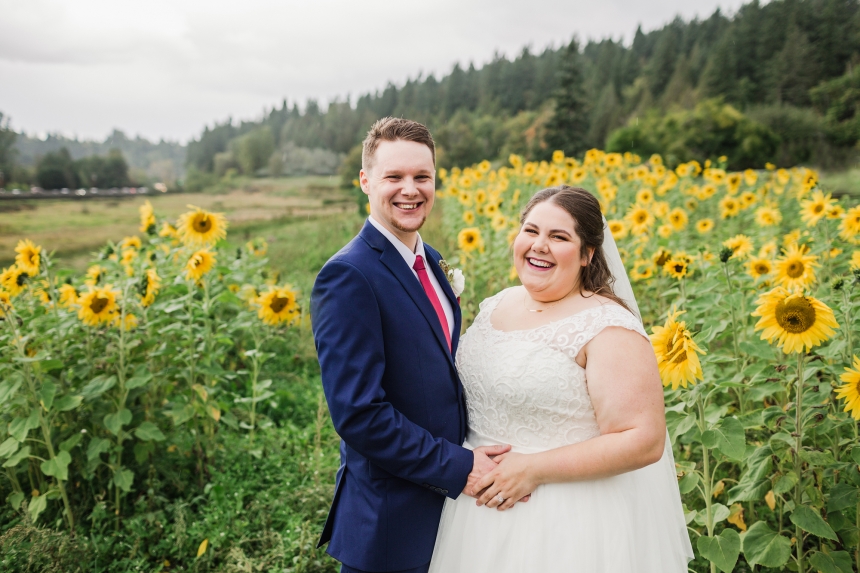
left=819, top=167, right=860, bottom=197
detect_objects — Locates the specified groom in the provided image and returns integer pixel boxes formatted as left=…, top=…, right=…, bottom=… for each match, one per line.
left=311, top=117, right=510, bottom=573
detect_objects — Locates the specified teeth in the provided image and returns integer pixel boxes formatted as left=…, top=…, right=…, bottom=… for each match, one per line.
left=529, top=258, right=552, bottom=268
left=398, top=204, right=419, bottom=210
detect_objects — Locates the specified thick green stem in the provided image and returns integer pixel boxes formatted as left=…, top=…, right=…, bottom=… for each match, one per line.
left=795, top=352, right=806, bottom=573
left=697, top=396, right=717, bottom=573
left=722, top=263, right=745, bottom=414
left=114, top=284, right=131, bottom=531
left=842, top=288, right=854, bottom=362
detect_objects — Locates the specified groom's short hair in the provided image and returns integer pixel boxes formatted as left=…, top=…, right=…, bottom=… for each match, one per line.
left=362, top=117, right=436, bottom=170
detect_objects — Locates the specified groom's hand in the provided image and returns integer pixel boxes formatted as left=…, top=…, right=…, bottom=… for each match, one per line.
left=462, top=445, right=510, bottom=497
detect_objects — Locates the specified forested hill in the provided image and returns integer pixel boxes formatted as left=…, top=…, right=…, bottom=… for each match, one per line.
left=187, top=0, right=860, bottom=180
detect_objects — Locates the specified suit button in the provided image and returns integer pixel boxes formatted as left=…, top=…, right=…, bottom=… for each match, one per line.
left=441, top=489, right=449, bottom=495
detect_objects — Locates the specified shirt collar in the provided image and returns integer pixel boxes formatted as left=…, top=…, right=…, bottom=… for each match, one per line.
left=368, top=215, right=426, bottom=266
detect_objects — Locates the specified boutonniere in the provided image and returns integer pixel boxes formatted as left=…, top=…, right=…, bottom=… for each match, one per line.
left=438, top=259, right=465, bottom=298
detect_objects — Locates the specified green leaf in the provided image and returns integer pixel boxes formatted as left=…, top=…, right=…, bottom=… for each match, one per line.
left=0, top=379, right=22, bottom=403
left=747, top=382, right=786, bottom=401
left=742, top=521, right=791, bottom=568
left=134, top=422, right=165, bottom=442
left=851, top=447, right=860, bottom=465
left=39, top=359, right=64, bottom=372
left=81, top=375, right=117, bottom=400
left=9, top=411, right=40, bottom=442
left=133, top=440, right=155, bottom=463
left=113, top=467, right=134, bottom=492
left=703, top=417, right=746, bottom=460
left=27, top=494, right=47, bottom=521
left=695, top=503, right=730, bottom=527
left=668, top=413, right=698, bottom=442
left=53, top=395, right=83, bottom=412
left=39, top=380, right=56, bottom=411
left=60, top=433, right=82, bottom=452
left=790, top=506, right=838, bottom=540
left=800, top=449, right=836, bottom=468
left=808, top=550, right=853, bottom=573
left=40, top=451, right=71, bottom=481
left=828, top=483, right=859, bottom=513
left=2, top=446, right=30, bottom=468
left=0, top=437, right=19, bottom=459
left=697, top=529, right=740, bottom=573
left=125, top=374, right=152, bottom=390
left=8, top=491, right=24, bottom=510
left=678, top=471, right=699, bottom=495
left=104, top=409, right=132, bottom=436
left=87, top=437, right=110, bottom=461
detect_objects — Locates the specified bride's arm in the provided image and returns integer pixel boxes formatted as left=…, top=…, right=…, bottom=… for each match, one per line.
left=474, top=326, right=666, bottom=510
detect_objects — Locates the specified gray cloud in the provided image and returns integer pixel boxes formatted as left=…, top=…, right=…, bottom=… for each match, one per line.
left=0, top=0, right=747, bottom=142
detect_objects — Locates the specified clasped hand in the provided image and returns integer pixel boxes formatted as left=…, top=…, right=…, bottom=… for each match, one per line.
left=463, top=447, right=535, bottom=511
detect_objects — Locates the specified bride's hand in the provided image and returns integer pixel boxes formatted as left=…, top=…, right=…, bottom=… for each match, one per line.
left=474, top=452, right=538, bottom=511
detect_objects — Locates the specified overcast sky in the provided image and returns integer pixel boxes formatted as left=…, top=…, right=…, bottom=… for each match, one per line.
left=1, top=0, right=748, bottom=144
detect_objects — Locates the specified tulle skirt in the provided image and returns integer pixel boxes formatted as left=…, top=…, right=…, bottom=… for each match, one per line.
left=429, top=434, right=694, bottom=573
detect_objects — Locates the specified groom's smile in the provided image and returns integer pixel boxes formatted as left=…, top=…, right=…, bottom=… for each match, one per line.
left=360, top=139, right=436, bottom=250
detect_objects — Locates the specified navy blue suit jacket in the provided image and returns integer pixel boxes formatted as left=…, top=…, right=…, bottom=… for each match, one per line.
left=311, top=221, right=473, bottom=572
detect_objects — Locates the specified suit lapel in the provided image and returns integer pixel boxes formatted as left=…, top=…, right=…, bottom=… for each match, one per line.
left=377, top=241, right=456, bottom=366
left=424, top=248, right=462, bottom=354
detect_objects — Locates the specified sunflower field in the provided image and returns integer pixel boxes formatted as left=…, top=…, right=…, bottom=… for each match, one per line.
left=0, top=202, right=342, bottom=571
left=439, top=150, right=860, bottom=573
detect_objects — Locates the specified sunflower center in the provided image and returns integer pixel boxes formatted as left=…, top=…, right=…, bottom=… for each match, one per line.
left=193, top=215, right=212, bottom=233
left=16, top=272, right=29, bottom=286
left=465, top=235, right=475, bottom=244
left=90, top=295, right=109, bottom=314
left=673, top=264, right=684, bottom=273
left=813, top=204, right=824, bottom=214
left=635, top=212, right=646, bottom=223
left=786, top=261, right=805, bottom=278
left=755, top=263, right=769, bottom=274
left=775, top=297, right=816, bottom=333
left=270, top=295, right=291, bottom=313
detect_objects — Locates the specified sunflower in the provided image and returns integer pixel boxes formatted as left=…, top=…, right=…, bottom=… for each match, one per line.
left=774, top=243, right=818, bottom=290
left=800, top=190, right=835, bottom=227
left=667, top=208, right=688, bottom=231
left=462, top=211, right=475, bottom=225
left=177, top=205, right=228, bottom=246
left=839, top=205, right=860, bottom=243
left=491, top=214, right=508, bottom=232
left=755, top=206, right=782, bottom=227
left=14, top=239, right=41, bottom=276
left=139, top=200, right=156, bottom=234
left=652, top=248, right=672, bottom=268
left=747, top=257, right=773, bottom=280
left=121, top=236, right=142, bottom=251
left=0, top=265, right=30, bottom=297
left=698, top=184, right=717, bottom=200
left=696, top=219, right=715, bottom=234
left=636, top=188, right=654, bottom=204
left=752, top=287, right=838, bottom=354
left=726, top=173, right=742, bottom=193
left=58, top=284, right=79, bottom=308
left=652, top=201, right=669, bottom=218
left=719, top=196, right=740, bottom=219
left=836, top=356, right=860, bottom=420
left=658, top=225, right=673, bottom=239
left=722, top=235, right=754, bottom=260
left=0, top=291, right=12, bottom=311
left=160, top=222, right=179, bottom=239
left=246, top=238, right=268, bottom=256
left=851, top=251, right=860, bottom=270
left=185, top=249, right=216, bottom=281
left=650, top=307, right=706, bottom=390
left=744, top=169, right=758, bottom=186
left=739, top=191, right=757, bottom=209
left=458, top=228, right=484, bottom=253
left=608, top=219, right=627, bottom=240
left=85, top=265, right=105, bottom=286
left=77, top=285, right=120, bottom=326
left=139, top=269, right=161, bottom=307
left=625, top=205, right=654, bottom=233
left=663, top=259, right=688, bottom=280
left=458, top=190, right=473, bottom=207
left=255, top=285, right=300, bottom=326
left=630, top=260, right=654, bottom=281
left=112, top=313, right=138, bottom=331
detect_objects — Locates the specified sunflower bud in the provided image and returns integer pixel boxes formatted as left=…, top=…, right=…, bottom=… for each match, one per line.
left=833, top=279, right=844, bottom=291
left=719, top=247, right=734, bottom=263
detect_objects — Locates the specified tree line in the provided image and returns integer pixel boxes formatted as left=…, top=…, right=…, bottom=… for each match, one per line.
left=186, top=0, right=860, bottom=184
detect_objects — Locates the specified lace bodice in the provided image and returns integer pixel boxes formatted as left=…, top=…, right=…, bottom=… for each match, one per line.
left=457, top=288, right=649, bottom=451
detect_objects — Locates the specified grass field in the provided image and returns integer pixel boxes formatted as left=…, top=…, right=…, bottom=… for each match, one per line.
left=0, top=176, right=354, bottom=271
left=820, top=167, right=860, bottom=197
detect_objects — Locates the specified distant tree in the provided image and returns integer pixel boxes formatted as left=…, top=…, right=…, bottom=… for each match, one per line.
left=231, top=127, right=275, bottom=175
left=767, top=25, right=818, bottom=106
left=75, top=149, right=130, bottom=188
left=545, top=39, right=590, bottom=158
left=37, top=148, right=78, bottom=189
left=0, top=112, right=16, bottom=187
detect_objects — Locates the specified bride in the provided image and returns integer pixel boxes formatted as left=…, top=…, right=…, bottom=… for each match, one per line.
left=429, top=185, right=694, bottom=572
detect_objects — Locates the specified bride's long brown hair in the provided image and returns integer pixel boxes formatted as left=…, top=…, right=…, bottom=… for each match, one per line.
left=519, top=185, right=632, bottom=314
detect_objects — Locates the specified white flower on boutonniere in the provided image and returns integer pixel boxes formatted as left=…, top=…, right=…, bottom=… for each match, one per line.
left=439, top=259, right=466, bottom=297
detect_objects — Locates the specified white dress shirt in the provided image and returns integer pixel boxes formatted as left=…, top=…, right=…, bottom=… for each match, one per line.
left=368, top=216, right=455, bottom=339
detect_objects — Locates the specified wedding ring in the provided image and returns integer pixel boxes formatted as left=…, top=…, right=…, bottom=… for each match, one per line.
left=496, top=493, right=505, bottom=504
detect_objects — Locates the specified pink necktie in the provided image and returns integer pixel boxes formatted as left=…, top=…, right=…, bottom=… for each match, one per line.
left=413, top=255, right=451, bottom=351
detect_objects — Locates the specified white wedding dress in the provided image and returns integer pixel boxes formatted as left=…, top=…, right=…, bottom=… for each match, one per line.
left=429, top=289, right=694, bottom=572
